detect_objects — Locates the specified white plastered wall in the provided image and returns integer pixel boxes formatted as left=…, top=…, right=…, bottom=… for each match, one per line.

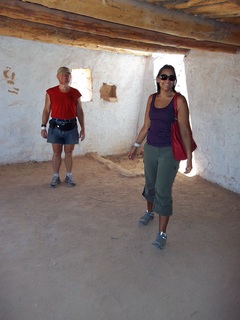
left=0, top=36, right=154, bottom=163
left=184, top=50, right=240, bottom=193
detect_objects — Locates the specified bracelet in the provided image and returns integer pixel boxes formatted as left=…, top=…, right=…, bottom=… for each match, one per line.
left=41, top=125, right=47, bottom=130
left=133, top=142, right=141, bottom=147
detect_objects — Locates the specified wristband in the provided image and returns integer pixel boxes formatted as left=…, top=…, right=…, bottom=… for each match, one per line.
left=41, top=125, right=46, bottom=130
left=133, top=142, right=141, bottom=147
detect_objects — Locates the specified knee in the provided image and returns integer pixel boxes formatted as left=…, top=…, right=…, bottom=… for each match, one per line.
left=53, top=151, right=61, bottom=158
left=65, top=150, right=73, bottom=157
left=64, top=146, right=74, bottom=156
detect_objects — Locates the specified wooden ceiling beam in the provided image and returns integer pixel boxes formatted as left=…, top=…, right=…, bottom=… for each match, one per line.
left=0, top=16, right=189, bottom=55
left=21, top=0, right=240, bottom=46
left=1, top=0, right=239, bottom=54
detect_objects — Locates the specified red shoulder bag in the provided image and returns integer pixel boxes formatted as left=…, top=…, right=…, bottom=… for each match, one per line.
left=171, top=94, right=197, bottom=161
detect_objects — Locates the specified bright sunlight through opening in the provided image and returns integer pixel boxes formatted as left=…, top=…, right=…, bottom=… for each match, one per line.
left=71, top=68, right=92, bottom=102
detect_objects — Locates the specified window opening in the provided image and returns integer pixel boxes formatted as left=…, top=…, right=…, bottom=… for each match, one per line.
left=71, top=68, right=92, bottom=102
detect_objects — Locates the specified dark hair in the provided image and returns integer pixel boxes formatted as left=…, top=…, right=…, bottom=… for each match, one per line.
left=156, top=64, right=177, bottom=93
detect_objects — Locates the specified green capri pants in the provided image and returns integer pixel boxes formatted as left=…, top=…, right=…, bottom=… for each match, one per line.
left=143, top=143, right=180, bottom=216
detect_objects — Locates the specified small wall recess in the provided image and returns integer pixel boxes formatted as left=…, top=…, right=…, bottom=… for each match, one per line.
left=100, top=83, right=118, bottom=102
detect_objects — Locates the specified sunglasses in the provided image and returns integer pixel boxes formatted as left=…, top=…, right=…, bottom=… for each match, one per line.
left=159, top=74, right=176, bottom=81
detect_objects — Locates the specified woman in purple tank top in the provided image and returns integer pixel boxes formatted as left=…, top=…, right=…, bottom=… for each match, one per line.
left=128, top=65, right=194, bottom=250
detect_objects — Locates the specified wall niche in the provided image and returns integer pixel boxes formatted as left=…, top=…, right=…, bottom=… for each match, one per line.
left=100, top=83, right=118, bottom=102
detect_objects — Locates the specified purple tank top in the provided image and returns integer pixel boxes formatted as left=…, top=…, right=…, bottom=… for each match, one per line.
left=147, top=93, right=175, bottom=147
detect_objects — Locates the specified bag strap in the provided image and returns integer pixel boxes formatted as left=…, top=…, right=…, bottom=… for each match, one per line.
left=173, top=93, right=179, bottom=119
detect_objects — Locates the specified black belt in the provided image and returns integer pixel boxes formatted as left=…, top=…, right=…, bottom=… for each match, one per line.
left=52, top=118, right=76, bottom=123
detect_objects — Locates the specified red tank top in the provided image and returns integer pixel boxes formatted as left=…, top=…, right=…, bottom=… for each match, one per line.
left=47, top=86, right=81, bottom=119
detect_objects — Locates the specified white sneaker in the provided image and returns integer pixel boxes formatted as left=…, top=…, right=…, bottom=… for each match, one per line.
left=65, top=175, right=76, bottom=187
left=50, top=176, right=61, bottom=188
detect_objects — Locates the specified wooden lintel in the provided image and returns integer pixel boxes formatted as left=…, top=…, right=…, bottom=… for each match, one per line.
left=21, top=0, right=240, bottom=46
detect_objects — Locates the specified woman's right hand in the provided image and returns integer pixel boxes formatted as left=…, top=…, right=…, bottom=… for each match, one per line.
left=128, top=146, right=137, bottom=160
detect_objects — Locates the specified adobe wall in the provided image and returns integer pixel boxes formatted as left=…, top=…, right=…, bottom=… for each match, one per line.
left=0, top=36, right=154, bottom=163
left=184, top=50, right=240, bottom=193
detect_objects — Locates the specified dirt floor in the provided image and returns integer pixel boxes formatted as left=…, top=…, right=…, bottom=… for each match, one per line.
left=0, top=153, right=240, bottom=320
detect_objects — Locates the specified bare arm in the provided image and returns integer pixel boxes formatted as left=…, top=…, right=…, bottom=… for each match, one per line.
left=41, top=93, right=51, bottom=139
left=76, top=97, right=85, bottom=141
left=128, top=94, right=152, bottom=159
left=177, top=94, right=193, bottom=173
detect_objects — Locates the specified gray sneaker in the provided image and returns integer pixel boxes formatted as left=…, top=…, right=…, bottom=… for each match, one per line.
left=152, top=232, right=167, bottom=250
left=50, top=176, right=61, bottom=188
left=139, top=211, right=154, bottom=225
left=65, top=175, right=76, bottom=187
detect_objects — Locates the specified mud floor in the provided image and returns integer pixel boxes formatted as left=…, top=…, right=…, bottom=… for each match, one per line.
left=0, top=153, right=240, bottom=320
